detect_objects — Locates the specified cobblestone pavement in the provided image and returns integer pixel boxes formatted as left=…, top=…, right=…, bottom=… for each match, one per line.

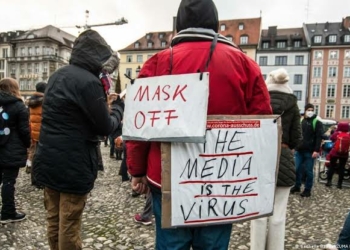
left=0, top=146, right=349, bottom=250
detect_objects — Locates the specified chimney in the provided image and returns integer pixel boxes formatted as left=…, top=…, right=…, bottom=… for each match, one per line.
left=343, top=16, right=350, bottom=29
left=173, top=16, right=177, bottom=34
left=267, top=26, right=277, bottom=36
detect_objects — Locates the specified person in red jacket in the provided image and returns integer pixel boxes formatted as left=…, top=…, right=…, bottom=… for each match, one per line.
left=326, top=122, right=350, bottom=189
left=126, top=0, right=272, bottom=249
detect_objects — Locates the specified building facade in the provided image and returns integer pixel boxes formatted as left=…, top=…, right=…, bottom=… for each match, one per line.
left=257, top=26, right=310, bottom=110
left=119, top=17, right=262, bottom=91
left=219, top=17, right=261, bottom=59
left=0, top=31, right=25, bottom=80
left=118, top=31, right=174, bottom=91
left=6, top=25, right=76, bottom=98
left=304, top=17, right=350, bottom=122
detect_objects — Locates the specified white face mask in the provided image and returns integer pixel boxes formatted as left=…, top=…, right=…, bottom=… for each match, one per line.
left=306, top=111, right=314, bottom=118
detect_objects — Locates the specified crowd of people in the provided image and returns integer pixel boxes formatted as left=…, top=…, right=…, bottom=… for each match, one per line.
left=1, top=0, right=350, bottom=249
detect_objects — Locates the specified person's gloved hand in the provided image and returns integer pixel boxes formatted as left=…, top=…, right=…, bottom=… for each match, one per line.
left=112, top=95, right=125, bottom=111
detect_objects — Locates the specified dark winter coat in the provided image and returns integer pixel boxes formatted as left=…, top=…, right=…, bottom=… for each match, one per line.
left=32, top=30, right=124, bottom=194
left=0, top=91, right=31, bottom=168
left=269, top=91, right=302, bottom=186
left=296, top=114, right=324, bottom=153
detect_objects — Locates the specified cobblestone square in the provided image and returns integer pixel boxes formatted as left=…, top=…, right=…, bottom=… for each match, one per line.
left=0, top=146, right=349, bottom=250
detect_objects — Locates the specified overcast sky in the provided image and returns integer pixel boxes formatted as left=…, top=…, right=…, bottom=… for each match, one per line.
left=0, top=0, right=348, bottom=51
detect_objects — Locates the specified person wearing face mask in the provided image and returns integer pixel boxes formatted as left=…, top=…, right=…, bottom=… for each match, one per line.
left=290, top=103, right=324, bottom=197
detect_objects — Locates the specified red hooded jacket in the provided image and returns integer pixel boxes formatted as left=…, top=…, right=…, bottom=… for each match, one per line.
left=126, top=33, right=272, bottom=189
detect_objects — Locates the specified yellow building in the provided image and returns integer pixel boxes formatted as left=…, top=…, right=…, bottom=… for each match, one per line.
left=118, top=17, right=262, bottom=91
left=118, top=31, right=173, bottom=91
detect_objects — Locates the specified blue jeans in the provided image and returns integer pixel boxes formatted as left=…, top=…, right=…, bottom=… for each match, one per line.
left=338, top=212, right=350, bottom=250
left=295, top=151, right=315, bottom=191
left=152, top=191, right=232, bottom=250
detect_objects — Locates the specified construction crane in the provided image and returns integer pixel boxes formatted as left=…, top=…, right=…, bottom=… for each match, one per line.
left=59, top=10, right=128, bottom=31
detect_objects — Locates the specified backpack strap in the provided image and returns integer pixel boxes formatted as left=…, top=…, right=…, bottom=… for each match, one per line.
left=312, top=118, right=317, bottom=131
left=300, top=117, right=318, bottom=131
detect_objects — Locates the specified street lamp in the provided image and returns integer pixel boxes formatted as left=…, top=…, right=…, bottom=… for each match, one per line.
left=135, top=65, right=141, bottom=77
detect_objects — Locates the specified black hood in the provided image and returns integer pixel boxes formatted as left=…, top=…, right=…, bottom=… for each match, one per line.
left=176, top=0, right=219, bottom=33
left=69, top=29, right=112, bottom=76
left=0, top=91, right=21, bottom=105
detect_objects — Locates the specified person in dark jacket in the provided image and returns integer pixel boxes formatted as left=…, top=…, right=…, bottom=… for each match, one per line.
left=126, top=0, right=272, bottom=249
left=326, top=122, right=350, bottom=189
left=32, top=30, right=124, bottom=250
left=250, top=68, right=302, bottom=250
left=0, top=78, right=30, bottom=224
left=291, top=103, right=323, bottom=197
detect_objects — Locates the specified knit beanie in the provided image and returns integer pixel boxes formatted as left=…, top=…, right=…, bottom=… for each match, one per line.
left=304, top=103, right=314, bottom=111
left=265, top=68, right=293, bottom=94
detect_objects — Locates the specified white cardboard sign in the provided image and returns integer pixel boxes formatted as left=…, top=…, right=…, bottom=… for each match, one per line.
left=170, top=118, right=279, bottom=227
left=123, top=73, right=209, bottom=143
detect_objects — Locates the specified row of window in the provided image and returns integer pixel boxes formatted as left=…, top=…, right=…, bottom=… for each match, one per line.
left=313, top=50, right=350, bottom=60
left=312, top=66, right=350, bottom=78
left=311, top=84, right=350, bottom=98
left=134, top=41, right=167, bottom=49
left=126, top=54, right=153, bottom=63
left=220, top=23, right=245, bottom=32
left=312, top=105, right=350, bottom=119
left=19, top=80, right=37, bottom=91
left=146, top=33, right=165, bottom=39
left=16, top=46, right=61, bottom=57
left=10, top=62, right=48, bottom=74
left=259, top=55, right=305, bottom=66
left=313, top=34, right=350, bottom=44
left=262, top=40, right=302, bottom=49
left=260, top=58, right=350, bottom=75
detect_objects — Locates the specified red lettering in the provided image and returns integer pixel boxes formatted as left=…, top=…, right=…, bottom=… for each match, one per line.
left=164, top=110, right=179, bottom=125
left=134, top=86, right=149, bottom=101
left=148, top=110, right=161, bottom=127
left=152, top=86, right=161, bottom=101
left=173, top=85, right=187, bottom=101
left=134, top=111, right=146, bottom=129
left=162, top=85, right=171, bottom=101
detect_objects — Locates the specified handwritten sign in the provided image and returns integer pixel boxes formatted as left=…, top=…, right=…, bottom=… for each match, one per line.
left=161, top=115, right=281, bottom=228
left=123, top=73, right=209, bottom=143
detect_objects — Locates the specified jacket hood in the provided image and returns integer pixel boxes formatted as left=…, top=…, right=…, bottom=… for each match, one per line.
left=337, top=122, right=349, bottom=132
left=269, top=91, right=298, bottom=114
left=69, top=29, right=112, bottom=76
left=0, top=91, right=22, bottom=105
left=176, top=0, right=219, bottom=33
left=27, top=92, right=44, bottom=108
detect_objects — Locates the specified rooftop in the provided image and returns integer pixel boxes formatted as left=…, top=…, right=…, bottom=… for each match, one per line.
left=12, top=25, right=76, bottom=48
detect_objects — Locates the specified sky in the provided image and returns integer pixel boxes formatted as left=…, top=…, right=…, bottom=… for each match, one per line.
left=0, top=0, right=348, bottom=51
